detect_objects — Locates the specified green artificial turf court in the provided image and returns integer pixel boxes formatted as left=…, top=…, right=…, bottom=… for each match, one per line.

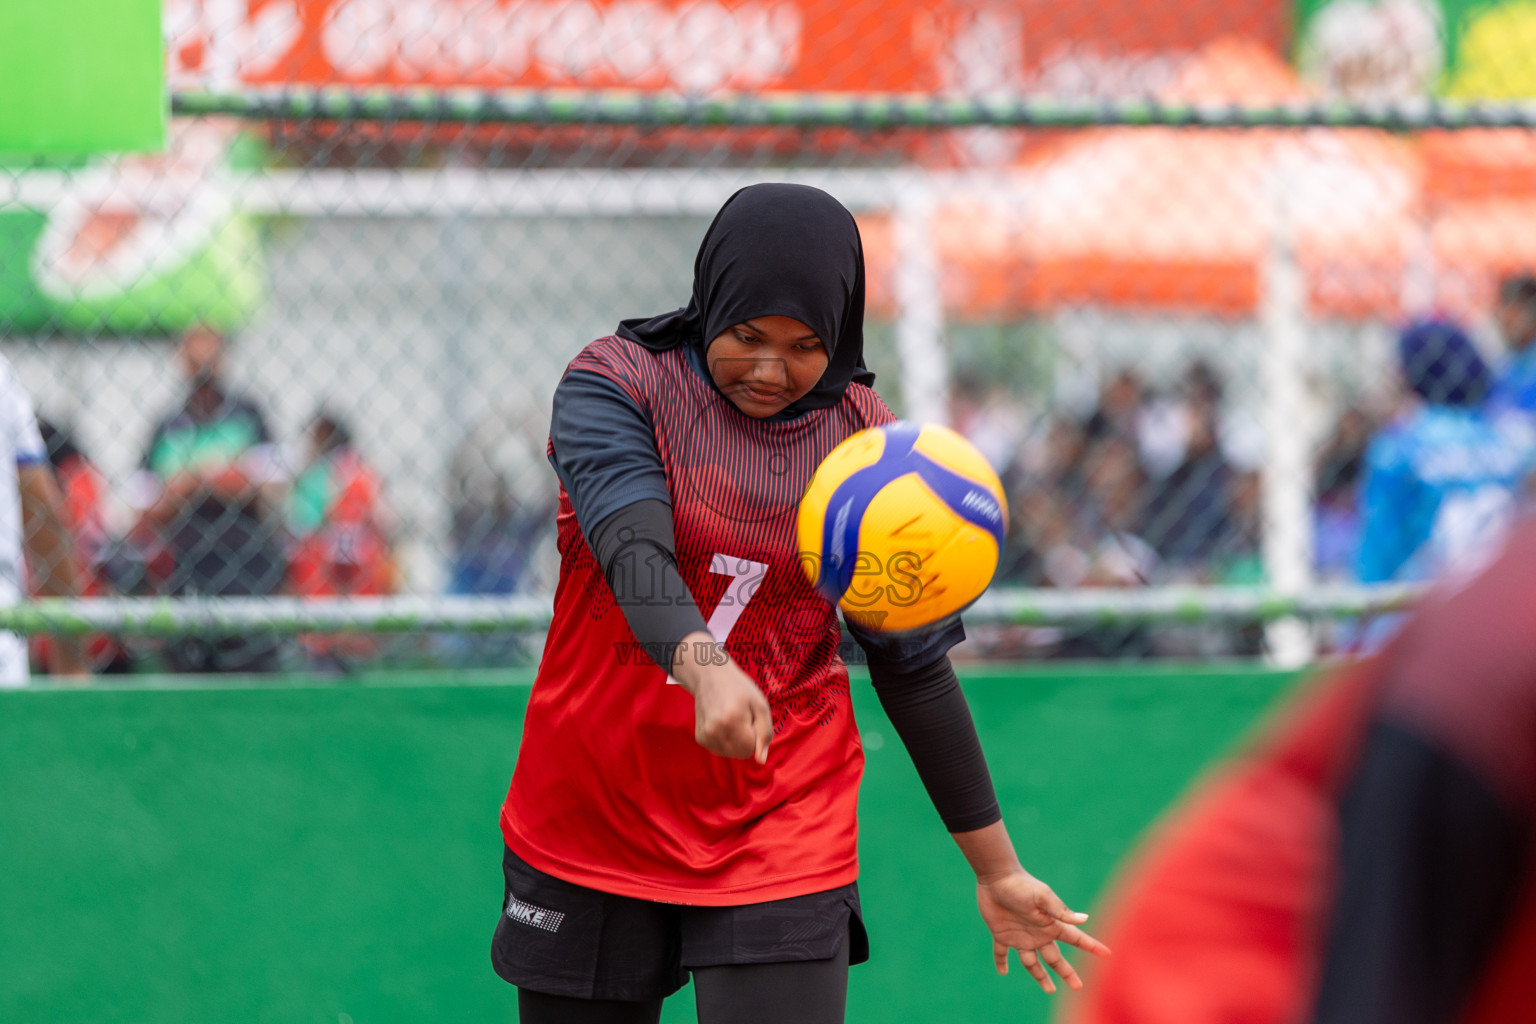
left=0, top=664, right=1302, bottom=1024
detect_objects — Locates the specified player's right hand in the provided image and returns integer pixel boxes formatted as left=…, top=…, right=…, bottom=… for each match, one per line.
left=671, top=631, right=773, bottom=763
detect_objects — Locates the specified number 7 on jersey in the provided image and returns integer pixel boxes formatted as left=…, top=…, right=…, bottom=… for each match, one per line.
left=665, top=553, right=768, bottom=684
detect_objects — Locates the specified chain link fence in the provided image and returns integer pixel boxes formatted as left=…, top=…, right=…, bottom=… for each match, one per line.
left=8, top=0, right=1536, bottom=672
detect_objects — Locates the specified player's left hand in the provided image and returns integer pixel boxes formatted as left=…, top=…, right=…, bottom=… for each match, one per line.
left=976, top=870, right=1110, bottom=993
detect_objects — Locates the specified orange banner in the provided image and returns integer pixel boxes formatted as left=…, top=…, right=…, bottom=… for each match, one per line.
left=165, top=0, right=1287, bottom=96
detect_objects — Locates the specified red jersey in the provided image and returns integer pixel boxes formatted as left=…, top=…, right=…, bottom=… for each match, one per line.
left=501, top=336, right=893, bottom=905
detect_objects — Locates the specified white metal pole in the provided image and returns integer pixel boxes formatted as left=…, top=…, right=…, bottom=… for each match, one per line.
left=1261, top=161, right=1317, bottom=666
left=893, top=177, right=949, bottom=426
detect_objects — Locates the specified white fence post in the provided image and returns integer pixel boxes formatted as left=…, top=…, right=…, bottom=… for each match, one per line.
left=1261, top=162, right=1317, bottom=666
left=893, top=177, right=949, bottom=426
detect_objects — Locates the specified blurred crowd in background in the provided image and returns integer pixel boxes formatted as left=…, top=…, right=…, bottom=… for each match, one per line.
left=952, top=271, right=1536, bottom=659
left=17, top=0, right=1536, bottom=676
left=29, top=271, right=1536, bottom=673
left=33, top=327, right=399, bottom=674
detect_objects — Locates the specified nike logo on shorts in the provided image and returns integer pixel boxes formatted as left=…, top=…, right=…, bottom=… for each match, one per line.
left=505, top=891, right=564, bottom=933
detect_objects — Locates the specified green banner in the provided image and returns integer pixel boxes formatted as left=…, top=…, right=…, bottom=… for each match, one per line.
left=1296, top=0, right=1536, bottom=99
left=0, top=0, right=164, bottom=155
left=0, top=124, right=264, bottom=335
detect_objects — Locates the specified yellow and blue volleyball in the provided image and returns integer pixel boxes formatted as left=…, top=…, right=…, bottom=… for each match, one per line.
left=797, top=421, right=1007, bottom=634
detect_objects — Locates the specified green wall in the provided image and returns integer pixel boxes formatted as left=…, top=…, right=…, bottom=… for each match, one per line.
left=0, top=665, right=1300, bottom=1024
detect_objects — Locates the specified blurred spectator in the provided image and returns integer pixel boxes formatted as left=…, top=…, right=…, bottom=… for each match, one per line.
left=133, top=326, right=287, bottom=672
left=1072, top=435, right=1158, bottom=660
left=1489, top=272, right=1536, bottom=418
left=988, top=488, right=1089, bottom=659
left=1313, top=407, right=1374, bottom=580
left=288, top=412, right=393, bottom=671
left=1138, top=360, right=1263, bottom=481
left=1211, top=470, right=1266, bottom=656
left=1080, top=435, right=1159, bottom=589
left=439, top=406, right=558, bottom=667
left=1012, top=489, right=1091, bottom=589
left=447, top=406, right=559, bottom=598
left=1142, top=381, right=1235, bottom=572
left=450, top=494, right=549, bottom=597
left=993, top=435, right=1156, bottom=660
left=288, top=412, right=393, bottom=599
left=1184, top=359, right=1223, bottom=409
left=950, top=371, right=1027, bottom=476
left=1136, top=361, right=1221, bottom=479
left=33, top=419, right=128, bottom=674
left=1355, top=319, right=1531, bottom=586
left=1019, top=413, right=1091, bottom=500
left=37, top=420, right=110, bottom=574
left=0, top=364, right=87, bottom=682
left=1084, top=368, right=1147, bottom=451
left=1000, top=414, right=1093, bottom=590
left=1210, top=470, right=1263, bottom=586
left=1317, top=406, right=1372, bottom=500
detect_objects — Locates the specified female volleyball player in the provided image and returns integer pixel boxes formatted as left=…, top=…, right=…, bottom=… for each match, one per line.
left=492, top=184, right=1107, bottom=1024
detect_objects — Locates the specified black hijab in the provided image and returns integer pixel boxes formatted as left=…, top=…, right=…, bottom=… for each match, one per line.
left=617, top=183, right=876, bottom=416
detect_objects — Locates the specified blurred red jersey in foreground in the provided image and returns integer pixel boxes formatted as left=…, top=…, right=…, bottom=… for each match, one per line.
left=1063, top=517, right=1536, bottom=1024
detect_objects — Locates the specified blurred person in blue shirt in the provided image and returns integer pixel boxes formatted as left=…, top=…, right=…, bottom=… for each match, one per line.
left=1356, top=319, right=1531, bottom=585
left=1490, top=273, right=1536, bottom=417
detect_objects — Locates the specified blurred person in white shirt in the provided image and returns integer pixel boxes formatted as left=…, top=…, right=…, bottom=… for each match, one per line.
left=0, top=357, right=87, bottom=684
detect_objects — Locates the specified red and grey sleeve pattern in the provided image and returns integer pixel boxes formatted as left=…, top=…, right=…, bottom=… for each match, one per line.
left=550, top=338, right=672, bottom=536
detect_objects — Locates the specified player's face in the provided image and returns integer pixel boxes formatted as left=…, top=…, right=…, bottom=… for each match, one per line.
left=707, top=316, right=829, bottom=418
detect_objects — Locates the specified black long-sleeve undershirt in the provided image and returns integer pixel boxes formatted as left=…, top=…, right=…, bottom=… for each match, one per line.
left=864, top=650, right=1002, bottom=833
left=586, top=498, right=708, bottom=668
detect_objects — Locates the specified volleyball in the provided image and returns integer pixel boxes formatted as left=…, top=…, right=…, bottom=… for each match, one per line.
left=798, top=421, right=1007, bottom=634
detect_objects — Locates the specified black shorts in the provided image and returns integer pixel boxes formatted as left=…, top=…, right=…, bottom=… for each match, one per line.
left=490, top=846, right=870, bottom=1002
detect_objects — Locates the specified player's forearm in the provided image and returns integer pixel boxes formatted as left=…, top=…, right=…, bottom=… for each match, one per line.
left=868, top=653, right=1002, bottom=833
left=589, top=500, right=709, bottom=670
left=951, top=820, right=1026, bottom=883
